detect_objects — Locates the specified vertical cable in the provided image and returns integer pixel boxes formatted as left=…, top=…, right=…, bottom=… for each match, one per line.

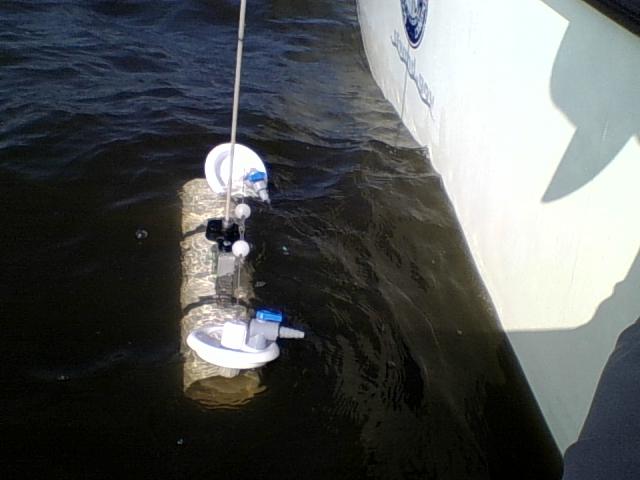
left=224, top=0, right=247, bottom=226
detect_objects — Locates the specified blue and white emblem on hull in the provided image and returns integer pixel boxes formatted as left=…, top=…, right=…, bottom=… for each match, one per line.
left=401, top=0, right=428, bottom=48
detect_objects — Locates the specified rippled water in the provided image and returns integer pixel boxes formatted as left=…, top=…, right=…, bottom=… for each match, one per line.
left=1, top=1, right=561, bottom=478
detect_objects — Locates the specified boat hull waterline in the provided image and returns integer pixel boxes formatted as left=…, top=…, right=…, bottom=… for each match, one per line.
left=357, top=0, right=640, bottom=452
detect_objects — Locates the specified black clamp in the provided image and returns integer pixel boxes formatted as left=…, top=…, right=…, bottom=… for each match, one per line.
left=206, top=219, right=241, bottom=252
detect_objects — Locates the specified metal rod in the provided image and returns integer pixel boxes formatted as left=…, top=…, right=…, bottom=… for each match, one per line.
left=224, top=0, right=247, bottom=226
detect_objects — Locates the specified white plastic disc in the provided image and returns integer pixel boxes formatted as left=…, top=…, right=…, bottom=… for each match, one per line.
left=187, top=326, right=280, bottom=370
left=204, top=143, right=267, bottom=195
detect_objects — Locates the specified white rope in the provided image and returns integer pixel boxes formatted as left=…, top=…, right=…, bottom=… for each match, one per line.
left=224, top=0, right=247, bottom=226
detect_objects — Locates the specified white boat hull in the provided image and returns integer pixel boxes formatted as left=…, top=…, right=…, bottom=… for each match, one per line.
left=357, top=0, right=640, bottom=451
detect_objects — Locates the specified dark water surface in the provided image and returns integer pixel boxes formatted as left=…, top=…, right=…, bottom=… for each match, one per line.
left=1, top=1, right=561, bottom=478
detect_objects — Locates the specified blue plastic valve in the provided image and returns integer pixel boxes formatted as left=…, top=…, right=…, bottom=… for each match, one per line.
left=247, top=171, right=267, bottom=183
left=256, top=309, right=283, bottom=323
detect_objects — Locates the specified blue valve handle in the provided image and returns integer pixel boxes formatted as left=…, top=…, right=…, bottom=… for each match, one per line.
left=256, top=309, right=283, bottom=323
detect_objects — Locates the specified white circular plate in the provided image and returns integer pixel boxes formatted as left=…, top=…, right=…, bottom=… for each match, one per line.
left=187, top=326, right=280, bottom=370
left=204, top=143, right=267, bottom=195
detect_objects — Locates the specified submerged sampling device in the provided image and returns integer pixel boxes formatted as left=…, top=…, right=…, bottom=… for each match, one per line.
left=180, top=0, right=304, bottom=386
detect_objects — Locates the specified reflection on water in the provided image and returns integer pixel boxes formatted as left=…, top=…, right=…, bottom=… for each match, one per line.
left=185, top=371, right=266, bottom=410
